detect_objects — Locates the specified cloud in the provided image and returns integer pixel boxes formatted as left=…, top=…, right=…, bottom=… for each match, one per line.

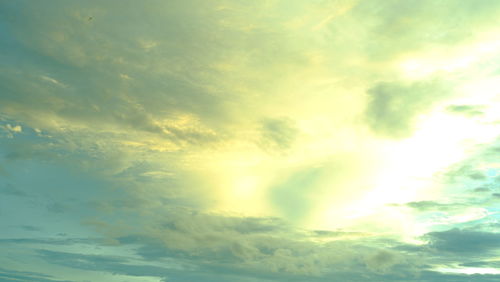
left=354, top=0, right=500, bottom=60
left=0, top=238, right=95, bottom=246
left=401, top=200, right=465, bottom=212
left=0, top=1, right=236, bottom=148
left=37, top=249, right=175, bottom=279
left=0, top=123, right=22, bottom=138
left=469, top=171, right=487, bottom=180
left=18, top=225, right=43, bottom=232
left=413, top=271, right=500, bottom=282
left=80, top=204, right=446, bottom=280
left=460, top=261, right=500, bottom=268
left=5, top=123, right=22, bottom=133
left=440, top=137, right=500, bottom=185
left=2, top=1, right=500, bottom=281
left=0, top=267, right=69, bottom=282
left=474, top=187, right=491, bottom=193
left=446, top=105, right=484, bottom=117
left=364, top=250, right=401, bottom=273
left=364, top=78, right=451, bottom=138
left=258, top=118, right=299, bottom=153
left=425, top=228, right=500, bottom=255
left=85, top=210, right=366, bottom=277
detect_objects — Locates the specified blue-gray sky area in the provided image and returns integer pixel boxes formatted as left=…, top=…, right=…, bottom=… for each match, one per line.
left=1, top=1, right=500, bottom=281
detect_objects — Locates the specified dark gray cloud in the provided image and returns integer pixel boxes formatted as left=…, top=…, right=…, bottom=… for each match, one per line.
left=474, top=187, right=491, bottom=193
left=0, top=267, right=70, bottom=282
left=441, top=137, right=500, bottom=184
left=364, top=78, right=451, bottom=138
left=425, top=228, right=500, bottom=255
left=311, top=230, right=368, bottom=238
left=404, top=200, right=460, bottom=211
left=82, top=206, right=441, bottom=280
left=0, top=237, right=96, bottom=245
left=18, top=225, right=43, bottom=232
left=0, top=1, right=237, bottom=147
left=394, top=199, right=493, bottom=215
left=259, top=118, right=299, bottom=152
left=364, top=250, right=400, bottom=273
left=446, top=104, right=484, bottom=117
left=460, top=260, right=500, bottom=268
left=6, top=219, right=500, bottom=282
left=37, top=249, right=174, bottom=279
left=469, top=171, right=487, bottom=180
left=403, top=271, right=500, bottom=282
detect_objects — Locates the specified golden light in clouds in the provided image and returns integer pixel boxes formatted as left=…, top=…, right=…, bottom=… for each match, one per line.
left=193, top=53, right=500, bottom=237
left=2, top=1, right=500, bottom=280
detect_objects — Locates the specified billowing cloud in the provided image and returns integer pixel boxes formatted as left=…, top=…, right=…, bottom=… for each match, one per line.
left=2, top=0, right=500, bottom=281
left=364, top=78, right=451, bottom=138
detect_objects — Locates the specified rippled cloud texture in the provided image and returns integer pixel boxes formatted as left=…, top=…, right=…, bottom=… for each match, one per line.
left=1, top=1, right=500, bottom=281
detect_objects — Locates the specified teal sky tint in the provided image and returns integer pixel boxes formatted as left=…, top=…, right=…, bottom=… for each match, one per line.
left=1, top=1, right=500, bottom=281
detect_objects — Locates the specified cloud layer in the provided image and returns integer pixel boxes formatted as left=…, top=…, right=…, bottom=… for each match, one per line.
left=1, top=0, right=500, bottom=281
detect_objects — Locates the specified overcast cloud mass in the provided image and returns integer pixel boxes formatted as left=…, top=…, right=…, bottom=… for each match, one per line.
left=1, top=1, right=500, bottom=281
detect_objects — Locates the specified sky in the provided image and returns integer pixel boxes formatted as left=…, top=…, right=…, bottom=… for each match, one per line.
left=1, top=0, right=500, bottom=281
